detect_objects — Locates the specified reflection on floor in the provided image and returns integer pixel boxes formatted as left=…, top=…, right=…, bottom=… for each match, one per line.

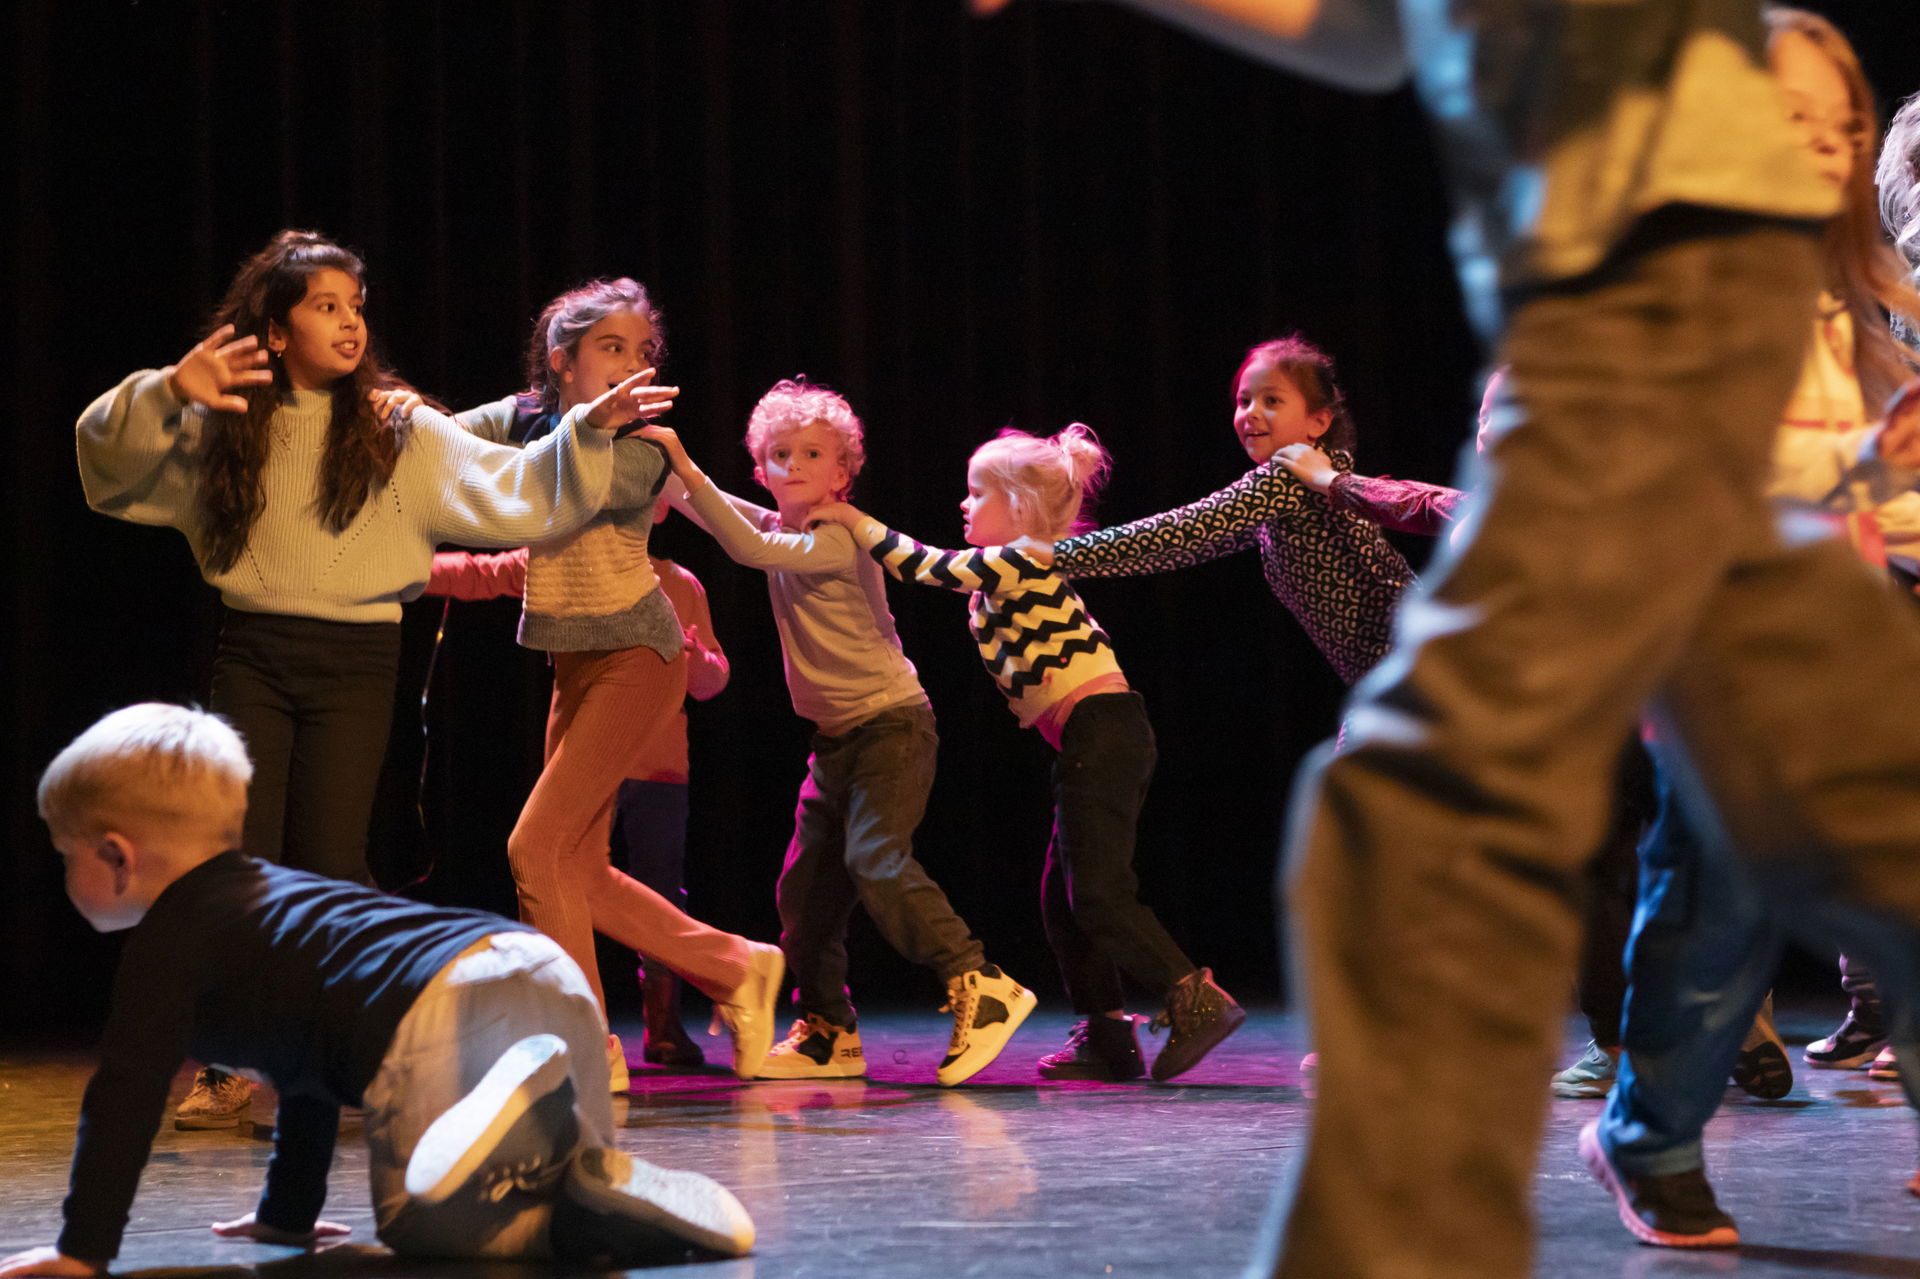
left=2, top=1009, right=1916, bottom=1276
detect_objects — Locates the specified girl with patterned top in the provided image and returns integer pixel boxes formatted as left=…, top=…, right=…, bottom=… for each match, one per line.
left=813, top=425, right=1245, bottom=1083
left=1049, top=335, right=1414, bottom=686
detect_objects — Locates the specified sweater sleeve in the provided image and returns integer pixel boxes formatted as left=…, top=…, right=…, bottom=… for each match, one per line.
left=607, top=435, right=670, bottom=510
left=254, top=1095, right=339, bottom=1235
left=1325, top=472, right=1466, bottom=536
left=416, top=403, right=614, bottom=547
left=74, top=369, right=203, bottom=531
left=454, top=397, right=519, bottom=445
left=850, top=516, right=1046, bottom=594
left=1051, top=462, right=1301, bottom=579
left=683, top=480, right=859, bottom=573
left=426, top=548, right=528, bottom=599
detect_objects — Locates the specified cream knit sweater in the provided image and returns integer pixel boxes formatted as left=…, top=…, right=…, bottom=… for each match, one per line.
left=77, top=370, right=612, bottom=623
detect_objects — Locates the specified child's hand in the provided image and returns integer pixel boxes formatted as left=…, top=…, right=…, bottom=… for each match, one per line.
left=210, top=1212, right=351, bottom=1248
left=1271, top=443, right=1340, bottom=494
left=0, top=1246, right=103, bottom=1277
left=368, top=387, right=422, bottom=426
left=1008, top=535, right=1055, bottom=566
left=166, top=324, right=272, bottom=414
left=585, top=369, right=680, bottom=433
left=808, top=501, right=863, bottom=528
left=634, top=424, right=701, bottom=481
left=1879, top=380, right=1920, bottom=470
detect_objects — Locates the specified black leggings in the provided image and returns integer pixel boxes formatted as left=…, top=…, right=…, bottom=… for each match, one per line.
left=1040, top=691, right=1196, bottom=1014
left=209, top=608, right=402, bottom=883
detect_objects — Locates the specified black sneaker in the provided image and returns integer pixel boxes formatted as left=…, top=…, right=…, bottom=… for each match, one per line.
left=1148, top=968, right=1246, bottom=1082
left=1803, top=1007, right=1888, bottom=1069
left=1578, top=1120, right=1738, bottom=1248
left=1730, top=997, right=1792, bottom=1100
left=553, top=1145, right=755, bottom=1260
left=1037, top=1018, right=1146, bottom=1081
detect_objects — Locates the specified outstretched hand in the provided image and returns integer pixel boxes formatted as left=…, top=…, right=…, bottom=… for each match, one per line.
left=1879, top=379, right=1920, bottom=471
left=1271, top=442, right=1339, bottom=494
left=586, top=369, right=680, bottom=433
left=808, top=501, right=863, bottom=528
left=166, top=324, right=272, bottom=414
left=0, top=1247, right=103, bottom=1278
left=210, top=1212, right=351, bottom=1248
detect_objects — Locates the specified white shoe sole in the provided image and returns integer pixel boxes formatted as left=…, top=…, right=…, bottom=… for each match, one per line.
left=936, top=981, right=1038, bottom=1087
left=1578, top=1120, right=1738, bottom=1249
left=564, top=1145, right=755, bottom=1256
left=404, top=1034, right=573, bottom=1203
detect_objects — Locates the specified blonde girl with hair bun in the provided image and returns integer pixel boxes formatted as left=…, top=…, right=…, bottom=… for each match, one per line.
left=813, top=423, right=1247, bottom=1083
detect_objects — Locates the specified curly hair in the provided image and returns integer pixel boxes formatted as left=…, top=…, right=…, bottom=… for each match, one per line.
left=744, top=377, right=867, bottom=494
left=523, top=277, right=666, bottom=412
left=1231, top=333, right=1357, bottom=454
left=968, top=423, right=1112, bottom=540
left=196, top=230, right=407, bottom=576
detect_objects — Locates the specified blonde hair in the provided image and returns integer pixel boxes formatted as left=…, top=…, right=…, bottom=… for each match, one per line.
left=745, top=377, right=866, bottom=495
left=39, top=704, right=252, bottom=845
left=968, top=423, right=1112, bottom=541
left=1766, top=8, right=1920, bottom=403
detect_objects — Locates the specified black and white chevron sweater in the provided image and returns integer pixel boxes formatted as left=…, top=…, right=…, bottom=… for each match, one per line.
left=851, top=517, right=1125, bottom=729
left=1051, top=451, right=1415, bottom=685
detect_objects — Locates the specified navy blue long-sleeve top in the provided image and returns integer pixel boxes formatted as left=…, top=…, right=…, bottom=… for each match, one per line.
left=59, top=852, right=524, bottom=1262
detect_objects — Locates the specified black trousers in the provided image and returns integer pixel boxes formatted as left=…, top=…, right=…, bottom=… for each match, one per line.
left=1040, top=691, right=1196, bottom=1014
left=209, top=607, right=402, bottom=883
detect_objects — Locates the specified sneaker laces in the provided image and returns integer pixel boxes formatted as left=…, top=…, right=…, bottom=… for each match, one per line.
left=941, top=975, right=978, bottom=1052
left=769, top=1018, right=817, bottom=1054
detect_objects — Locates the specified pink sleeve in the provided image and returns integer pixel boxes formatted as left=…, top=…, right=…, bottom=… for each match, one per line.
left=1325, top=472, right=1465, bottom=537
left=425, top=548, right=529, bottom=600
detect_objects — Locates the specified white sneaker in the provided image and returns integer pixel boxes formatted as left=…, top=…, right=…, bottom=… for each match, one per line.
left=404, top=1034, right=579, bottom=1204
left=555, top=1145, right=755, bottom=1259
left=936, top=965, right=1036, bottom=1086
left=757, top=1013, right=867, bottom=1079
left=710, top=943, right=785, bottom=1079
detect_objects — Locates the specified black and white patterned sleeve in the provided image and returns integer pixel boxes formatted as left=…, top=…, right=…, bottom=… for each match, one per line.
left=1051, top=462, right=1304, bottom=579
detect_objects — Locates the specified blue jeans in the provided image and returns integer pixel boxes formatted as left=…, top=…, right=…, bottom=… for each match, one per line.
left=1600, top=753, right=1920, bottom=1177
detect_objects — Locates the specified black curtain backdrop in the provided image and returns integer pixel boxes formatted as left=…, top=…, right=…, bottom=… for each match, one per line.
left=7, top=1, right=1915, bottom=1029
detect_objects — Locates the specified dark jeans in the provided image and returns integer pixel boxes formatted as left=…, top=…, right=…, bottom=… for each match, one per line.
left=614, top=779, right=690, bottom=981
left=776, top=702, right=984, bottom=1023
left=1040, top=692, right=1195, bottom=1014
left=1266, top=216, right=1920, bottom=1278
left=209, top=607, right=402, bottom=883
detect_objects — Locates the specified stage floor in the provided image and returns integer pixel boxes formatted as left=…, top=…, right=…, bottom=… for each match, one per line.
left=3, top=1009, right=1917, bottom=1277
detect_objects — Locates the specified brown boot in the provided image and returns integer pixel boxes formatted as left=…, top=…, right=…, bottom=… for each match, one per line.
left=642, top=967, right=705, bottom=1067
left=1148, top=968, right=1245, bottom=1082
